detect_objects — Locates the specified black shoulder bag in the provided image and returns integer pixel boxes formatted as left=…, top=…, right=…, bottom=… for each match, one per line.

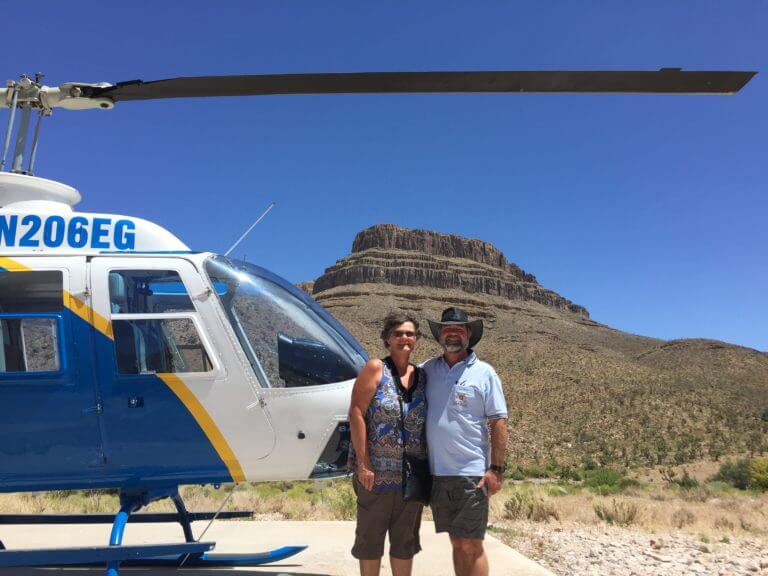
left=384, top=357, right=432, bottom=505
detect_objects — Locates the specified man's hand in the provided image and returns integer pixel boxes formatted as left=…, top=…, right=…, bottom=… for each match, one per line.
left=357, top=464, right=375, bottom=491
left=477, top=469, right=503, bottom=496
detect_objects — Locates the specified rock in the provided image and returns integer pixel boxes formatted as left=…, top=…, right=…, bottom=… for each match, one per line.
left=313, top=224, right=589, bottom=316
left=644, top=551, right=672, bottom=562
left=295, top=280, right=314, bottom=295
left=699, top=544, right=712, bottom=553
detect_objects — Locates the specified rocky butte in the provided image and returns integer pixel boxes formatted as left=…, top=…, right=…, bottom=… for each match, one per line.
left=308, top=224, right=768, bottom=468
left=314, top=223, right=587, bottom=316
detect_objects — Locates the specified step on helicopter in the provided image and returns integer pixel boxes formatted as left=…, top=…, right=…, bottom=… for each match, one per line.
left=0, top=69, right=756, bottom=575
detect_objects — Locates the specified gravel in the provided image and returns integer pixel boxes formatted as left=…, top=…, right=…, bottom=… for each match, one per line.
left=495, top=522, right=768, bottom=576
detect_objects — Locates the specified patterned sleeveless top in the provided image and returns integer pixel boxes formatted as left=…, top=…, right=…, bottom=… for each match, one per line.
left=349, top=358, right=427, bottom=490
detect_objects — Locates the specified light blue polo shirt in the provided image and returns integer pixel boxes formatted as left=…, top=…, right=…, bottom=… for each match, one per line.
left=422, top=351, right=508, bottom=476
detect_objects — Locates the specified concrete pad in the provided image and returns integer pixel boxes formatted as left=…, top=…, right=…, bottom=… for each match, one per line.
left=0, top=520, right=554, bottom=576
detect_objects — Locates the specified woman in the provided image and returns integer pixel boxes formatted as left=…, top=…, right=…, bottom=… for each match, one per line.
left=348, top=312, right=427, bottom=576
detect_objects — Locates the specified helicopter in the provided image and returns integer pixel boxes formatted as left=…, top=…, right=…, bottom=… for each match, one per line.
left=0, top=69, right=755, bottom=575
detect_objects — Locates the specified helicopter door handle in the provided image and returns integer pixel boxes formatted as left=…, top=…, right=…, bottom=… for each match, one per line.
left=128, top=396, right=144, bottom=409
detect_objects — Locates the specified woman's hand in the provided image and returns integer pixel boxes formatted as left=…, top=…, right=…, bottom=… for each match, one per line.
left=357, top=463, right=375, bottom=491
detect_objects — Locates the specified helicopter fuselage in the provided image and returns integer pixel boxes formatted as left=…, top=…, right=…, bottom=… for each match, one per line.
left=0, top=175, right=362, bottom=494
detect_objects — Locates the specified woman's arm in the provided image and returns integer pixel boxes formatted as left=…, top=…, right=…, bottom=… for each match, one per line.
left=348, top=358, right=382, bottom=491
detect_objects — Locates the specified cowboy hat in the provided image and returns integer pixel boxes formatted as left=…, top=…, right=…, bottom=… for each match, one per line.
left=428, top=307, right=483, bottom=349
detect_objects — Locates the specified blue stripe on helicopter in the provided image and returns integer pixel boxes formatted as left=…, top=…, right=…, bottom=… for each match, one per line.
left=0, top=304, right=232, bottom=493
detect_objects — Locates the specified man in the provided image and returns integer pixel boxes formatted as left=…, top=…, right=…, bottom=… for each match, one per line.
left=422, top=307, right=509, bottom=576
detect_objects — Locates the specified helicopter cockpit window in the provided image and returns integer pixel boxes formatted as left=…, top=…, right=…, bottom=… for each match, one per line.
left=204, top=256, right=366, bottom=388
left=109, top=270, right=194, bottom=314
left=0, top=271, right=64, bottom=374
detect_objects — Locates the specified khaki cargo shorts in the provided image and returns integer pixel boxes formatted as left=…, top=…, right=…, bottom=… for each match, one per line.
left=351, top=479, right=424, bottom=560
left=431, top=476, right=489, bottom=540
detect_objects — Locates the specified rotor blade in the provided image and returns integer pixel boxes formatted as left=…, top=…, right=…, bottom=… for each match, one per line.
left=89, top=70, right=755, bottom=102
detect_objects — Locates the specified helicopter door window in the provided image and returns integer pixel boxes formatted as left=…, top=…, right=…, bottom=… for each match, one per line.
left=0, top=317, right=61, bottom=373
left=112, top=317, right=212, bottom=375
left=108, top=270, right=194, bottom=314
left=0, top=270, right=64, bottom=374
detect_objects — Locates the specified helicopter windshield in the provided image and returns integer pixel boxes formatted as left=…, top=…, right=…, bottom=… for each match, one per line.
left=204, top=255, right=367, bottom=388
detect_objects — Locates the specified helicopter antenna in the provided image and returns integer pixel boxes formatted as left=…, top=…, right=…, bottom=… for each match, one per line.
left=224, top=202, right=275, bottom=257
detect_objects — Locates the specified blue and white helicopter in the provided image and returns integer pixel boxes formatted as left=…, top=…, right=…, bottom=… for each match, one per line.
left=0, top=70, right=755, bottom=575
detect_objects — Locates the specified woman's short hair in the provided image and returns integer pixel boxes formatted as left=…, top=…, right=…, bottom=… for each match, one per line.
left=380, top=312, right=421, bottom=348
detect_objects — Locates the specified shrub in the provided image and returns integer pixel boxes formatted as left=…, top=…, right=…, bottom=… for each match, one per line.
left=581, top=455, right=598, bottom=470
left=710, top=459, right=752, bottom=490
left=584, top=467, right=623, bottom=488
left=662, top=467, right=700, bottom=490
left=583, top=467, right=635, bottom=494
left=323, top=480, right=356, bottom=520
left=748, top=458, right=768, bottom=491
left=503, top=490, right=559, bottom=522
left=714, top=517, right=735, bottom=531
left=508, top=466, right=526, bottom=481
left=680, top=486, right=711, bottom=503
left=672, top=508, right=695, bottom=528
left=558, top=466, right=582, bottom=482
left=594, top=499, right=638, bottom=526
left=522, top=465, right=550, bottom=479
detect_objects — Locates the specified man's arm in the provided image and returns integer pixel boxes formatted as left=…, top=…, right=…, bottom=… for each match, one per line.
left=489, top=417, right=509, bottom=470
left=477, top=417, right=508, bottom=496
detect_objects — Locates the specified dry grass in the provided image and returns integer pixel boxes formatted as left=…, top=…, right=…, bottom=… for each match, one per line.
left=489, top=482, right=768, bottom=542
left=1, top=478, right=766, bottom=544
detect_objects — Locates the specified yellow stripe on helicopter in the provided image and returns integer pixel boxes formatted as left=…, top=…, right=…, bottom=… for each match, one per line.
left=157, top=373, right=246, bottom=483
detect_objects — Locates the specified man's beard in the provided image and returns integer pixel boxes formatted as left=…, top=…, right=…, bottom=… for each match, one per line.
left=440, top=336, right=468, bottom=353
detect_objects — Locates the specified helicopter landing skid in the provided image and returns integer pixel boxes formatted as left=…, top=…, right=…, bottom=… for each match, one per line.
left=116, top=545, right=308, bottom=567
left=0, top=488, right=308, bottom=575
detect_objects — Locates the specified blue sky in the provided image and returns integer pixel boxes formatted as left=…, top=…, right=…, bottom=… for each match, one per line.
left=4, top=1, right=766, bottom=351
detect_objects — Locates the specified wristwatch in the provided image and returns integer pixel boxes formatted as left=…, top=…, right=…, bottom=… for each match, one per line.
left=489, top=464, right=506, bottom=474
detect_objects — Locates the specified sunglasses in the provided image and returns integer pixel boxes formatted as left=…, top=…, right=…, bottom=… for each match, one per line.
left=392, top=330, right=417, bottom=338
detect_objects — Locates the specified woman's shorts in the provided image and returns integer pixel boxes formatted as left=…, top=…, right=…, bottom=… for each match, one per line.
left=351, top=479, right=424, bottom=560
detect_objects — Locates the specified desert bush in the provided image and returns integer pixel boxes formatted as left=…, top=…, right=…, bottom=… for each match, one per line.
left=672, top=508, right=695, bottom=528
left=323, top=480, right=356, bottom=520
left=583, top=467, right=637, bottom=494
left=748, top=458, right=768, bottom=491
left=714, top=517, right=735, bottom=531
left=710, top=459, right=752, bottom=490
left=558, top=466, right=582, bottom=481
left=521, top=465, right=551, bottom=479
left=661, top=467, right=700, bottom=490
left=503, top=490, right=559, bottom=522
left=680, top=486, right=711, bottom=503
left=594, top=499, right=638, bottom=526
left=508, top=466, right=526, bottom=481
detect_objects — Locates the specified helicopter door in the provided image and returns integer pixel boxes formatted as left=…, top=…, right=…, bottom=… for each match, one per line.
left=89, top=257, right=274, bottom=482
left=0, top=258, right=105, bottom=489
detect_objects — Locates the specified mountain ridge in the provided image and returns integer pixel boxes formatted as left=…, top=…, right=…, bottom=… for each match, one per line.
left=307, top=224, right=768, bottom=467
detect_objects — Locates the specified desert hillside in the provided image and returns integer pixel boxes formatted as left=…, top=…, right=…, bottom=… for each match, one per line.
left=309, top=224, right=768, bottom=468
